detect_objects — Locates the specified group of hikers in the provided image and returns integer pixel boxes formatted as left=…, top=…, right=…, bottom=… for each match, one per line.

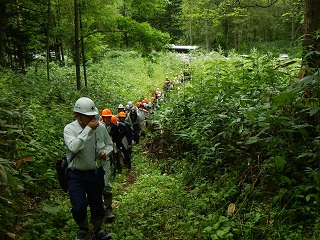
left=63, top=92, right=163, bottom=240
left=63, top=72, right=190, bottom=240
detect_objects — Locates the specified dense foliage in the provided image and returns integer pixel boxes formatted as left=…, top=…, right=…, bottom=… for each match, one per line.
left=1, top=0, right=307, bottom=70
left=1, top=46, right=320, bottom=239
left=149, top=49, right=320, bottom=238
left=0, top=50, right=180, bottom=239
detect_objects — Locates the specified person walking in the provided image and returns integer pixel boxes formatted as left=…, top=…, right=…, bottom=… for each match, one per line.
left=100, top=108, right=118, bottom=223
left=117, top=111, right=133, bottom=170
left=137, top=102, right=148, bottom=136
left=125, top=108, right=142, bottom=144
left=117, top=104, right=125, bottom=116
left=64, top=97, right=112, bottom=240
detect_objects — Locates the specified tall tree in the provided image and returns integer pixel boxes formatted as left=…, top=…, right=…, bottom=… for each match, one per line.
left=144, top=0, right=184, bottom=43
left=302, top=0, right=320, bottom=74
left=0, top=0, right=7, bottom=67
left=74, top=0, right=81, bottom=90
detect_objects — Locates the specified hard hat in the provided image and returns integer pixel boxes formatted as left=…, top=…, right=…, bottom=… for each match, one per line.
left=127, top=101, right=133, bottom=107
left=118, top=112, right=126, bottom=118
left=101, top=108, right=112, bottom=117
left=151, top=97, right=155, bottom=101
left=111, top=115, right=117, bottom=124
left=118, top=104, right=124, bottom=109
left=136, top=102, right=140, bottom=107
left=156, top=88, right=160, bottom=91
left=73, top=97, right=98, bottom=116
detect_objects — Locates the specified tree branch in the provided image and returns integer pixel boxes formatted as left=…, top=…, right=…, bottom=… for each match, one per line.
left=233, top=0, right=279, bottom=8
left=6, top=1, right=44, bottom=13
left=81, top=30, right=127, bottom=39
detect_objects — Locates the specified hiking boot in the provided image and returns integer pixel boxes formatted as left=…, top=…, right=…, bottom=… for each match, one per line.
left=105, top=208, right=115, bottom=223
left=75, top=229, right=87, bottom=240
left=104, top=193, right=115, bottom=223
left=95, top=229, right=112, bottom=240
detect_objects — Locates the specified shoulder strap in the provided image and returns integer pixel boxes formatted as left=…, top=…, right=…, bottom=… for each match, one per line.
left=69, top=150, right=80, bottom=163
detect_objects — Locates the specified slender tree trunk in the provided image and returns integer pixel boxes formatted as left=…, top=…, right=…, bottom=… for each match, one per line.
left=186, top=0, right=193, bottom=46
left=225, top=19, right=229, bottom=49
left=205, top=18, right=209, bottom=53
left=46, top=0, right=51, bottom=81
left=189, top=17, right=192, bottom=45
left=291, top=1, right=295, bottom=47
left=123, top=0, right=129, bottom=48
left=79, top=1, right=87, bottom=88
left=0, top=0, right=7, bottom=67
left=302, top=0, right=320, bottom=73
left=74, top=0, right=81, bottom=90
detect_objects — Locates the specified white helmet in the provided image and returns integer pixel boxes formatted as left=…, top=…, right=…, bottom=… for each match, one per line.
left=127, top=101, right=133, bottom=107
left=73, top=97, right=98, bottom=116
left=118, top=104, right=124, bottom=109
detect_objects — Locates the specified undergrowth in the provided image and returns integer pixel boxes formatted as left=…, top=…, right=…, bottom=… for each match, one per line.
left=145, top=49, right=320, bottom=238
left=2, top=49, right=320, bottom=239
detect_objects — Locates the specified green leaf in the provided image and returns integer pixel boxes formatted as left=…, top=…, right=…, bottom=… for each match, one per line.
left=245, top=110, right=255, bottom=121
left=309, top=107, right=320, bottom=116
left=271, top=91, right=297, bottom=107
left=217, top=227, right=231, bottom=237
left=6, top=172, right=19, bottom=189
left=245, top=136, right=259, bottom=145
left=274, top=156, right=286, bottom=172
left=0, top=168, right=8, bottom=185
left=42, top=204, right=61, bottom=214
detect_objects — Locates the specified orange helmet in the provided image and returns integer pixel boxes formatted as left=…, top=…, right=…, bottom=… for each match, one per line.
left=101, top=108, right=112, bottom=117
left=136, top=102, right=140, bottom=107
left=118, top=112, right=126, bottom=118
left=111, top=115, right=117, bottom=124
left=151, top=97, right=155, bottom=101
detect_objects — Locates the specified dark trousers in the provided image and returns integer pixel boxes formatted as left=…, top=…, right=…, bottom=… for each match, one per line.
left=67, top=168, right=105, bottom=228
left=120, top=145, right=132, bottom=169
left=133, top=124, right=140, bottom=144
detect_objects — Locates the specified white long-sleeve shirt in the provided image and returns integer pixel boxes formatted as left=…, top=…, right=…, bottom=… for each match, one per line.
left=64, top=120, right=113, bottom=171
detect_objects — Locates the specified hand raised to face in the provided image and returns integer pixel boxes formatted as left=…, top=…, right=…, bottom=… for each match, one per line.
left=87, top=119, right=99, bottom=130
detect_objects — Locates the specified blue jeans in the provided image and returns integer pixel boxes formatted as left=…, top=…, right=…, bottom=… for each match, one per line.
left=67, top=168, right=105, bottom=227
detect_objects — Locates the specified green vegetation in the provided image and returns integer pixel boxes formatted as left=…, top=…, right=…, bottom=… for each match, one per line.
left=0, top=50, right=179, bottom=239
left=1, top=0, right=307, bottom=70
left=149, top=50, right=320, bottom=238
left=1, top=48, right=320, bottom=239
left=1, top=0, right=320, bottom=239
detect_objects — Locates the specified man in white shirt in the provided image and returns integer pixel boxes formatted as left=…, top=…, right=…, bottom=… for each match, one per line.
left=64, top=97, right=113, bottom=240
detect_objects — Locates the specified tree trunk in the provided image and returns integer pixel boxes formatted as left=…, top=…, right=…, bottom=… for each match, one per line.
left=46, top=0, right=51, bottom=81
left=205, top=18, right=209, bottom=53
left=74, top=0, right=81, bottom=90
left=0, top=0, right=7, bottom=67
left=302, top=0, right=320, bottom=73
left=79, top=2, right=87, bottom=88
